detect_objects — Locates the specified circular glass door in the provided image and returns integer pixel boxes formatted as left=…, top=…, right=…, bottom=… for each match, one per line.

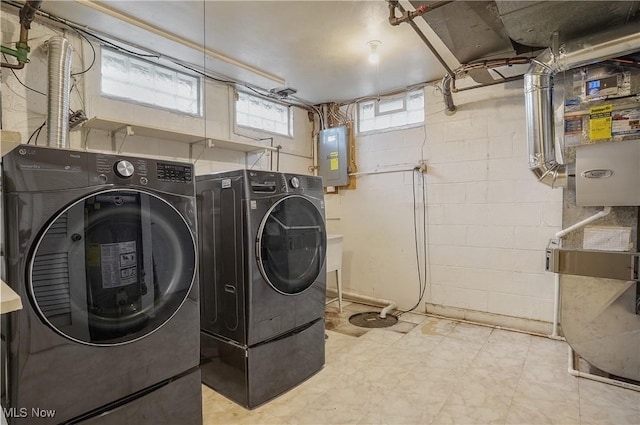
left=256, top=195, right=326, bottom=295
left=29, top=189, right=196, bottom=346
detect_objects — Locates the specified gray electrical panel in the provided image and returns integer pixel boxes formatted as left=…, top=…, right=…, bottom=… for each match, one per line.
left=318, top=126, right=349, bottom=187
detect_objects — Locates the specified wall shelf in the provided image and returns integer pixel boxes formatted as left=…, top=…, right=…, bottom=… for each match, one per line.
left=1, top=280, right=22, bottom=314
left=82, top=117, right=277, bottom=154
left=1, top=130, right=22, bottom=155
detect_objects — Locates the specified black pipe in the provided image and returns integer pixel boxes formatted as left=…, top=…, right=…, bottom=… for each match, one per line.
left=441, top=74, right=456, bottom=115
left=19, top=0, right=43, bottom=29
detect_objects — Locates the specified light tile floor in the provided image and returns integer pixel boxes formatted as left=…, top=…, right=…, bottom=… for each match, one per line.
left=202, top=302, right=640, bottom=424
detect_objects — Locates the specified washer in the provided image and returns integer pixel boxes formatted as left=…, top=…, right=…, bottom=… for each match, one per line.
left=197, top=169, right=326, bottom=408
left=1, top=145, right=202, bottom=424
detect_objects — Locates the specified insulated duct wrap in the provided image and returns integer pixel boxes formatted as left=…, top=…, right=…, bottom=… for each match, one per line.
left=525, top=24, right=640, bottom=188
left=46, top=36, right=73, bottom=149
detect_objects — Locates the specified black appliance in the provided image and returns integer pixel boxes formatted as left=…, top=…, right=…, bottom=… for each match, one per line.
left=197, top=170, right=326, bottom=409
left=1, top=145, right=202, bottom=424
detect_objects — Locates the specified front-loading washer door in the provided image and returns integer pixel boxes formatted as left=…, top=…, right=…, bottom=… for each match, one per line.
left=28, top=189, right=196, bottom=346
left=256, top=195, right=326, bottom=295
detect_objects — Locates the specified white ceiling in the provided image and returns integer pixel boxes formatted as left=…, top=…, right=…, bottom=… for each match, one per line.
left=38, top=1, right=458, bottom=105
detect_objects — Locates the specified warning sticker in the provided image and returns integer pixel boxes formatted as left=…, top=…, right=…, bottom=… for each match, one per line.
left=589, top=104, right=612, bottom=140
left=100, top=241, right=137, bottom=288
left=87, top=244, right=101, bottom=267
left=612, top=109, right=640, bottom=136
left=329, top=151, right=339, bottom=171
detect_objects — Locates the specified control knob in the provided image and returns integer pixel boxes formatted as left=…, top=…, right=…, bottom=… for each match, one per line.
left=114, top=160, right=134, bottom=178
left=290, top=176, right=300, bottom=189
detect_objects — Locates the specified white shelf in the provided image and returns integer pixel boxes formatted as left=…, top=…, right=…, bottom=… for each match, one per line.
left=1, top=280, right=22, bottom=314
left=83, top=117, right=277, bottom=153
left=1, top=130, right=22, bottom=155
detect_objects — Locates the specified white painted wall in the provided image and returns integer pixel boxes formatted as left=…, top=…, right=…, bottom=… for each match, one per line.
left=1, top=9, right=314, bottom=176
left=326, top=82, right=563, bottom=326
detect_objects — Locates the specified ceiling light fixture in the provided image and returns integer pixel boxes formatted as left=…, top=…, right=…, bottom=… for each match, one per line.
left=367, top=40, right=381, bottom=65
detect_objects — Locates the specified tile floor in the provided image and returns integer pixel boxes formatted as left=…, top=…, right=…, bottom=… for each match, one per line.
left=202, top=302, right=640, bottom=424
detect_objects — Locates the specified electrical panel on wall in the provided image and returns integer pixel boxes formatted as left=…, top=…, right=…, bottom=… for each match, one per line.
left=318, top=126, right=349, bottom=187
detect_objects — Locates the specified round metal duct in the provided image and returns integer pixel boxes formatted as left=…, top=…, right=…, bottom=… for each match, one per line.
left=562, top=275, right=640, bottom=381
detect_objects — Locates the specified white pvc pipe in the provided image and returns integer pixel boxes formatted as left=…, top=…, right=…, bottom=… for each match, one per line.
left=341, top=290, right=397, bottom=319
left=556, top=207, right=612, bottom=239
left=551, top=271, right=563, bottom=340
left=567, top=346, right=640, bottom=392
left=551, top=206, right=612, bottom=339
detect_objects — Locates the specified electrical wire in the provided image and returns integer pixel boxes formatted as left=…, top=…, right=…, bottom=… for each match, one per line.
left=70, top=26, right=160, bottom=59
left=27, top=120, right=47, bottom=145
left=395, top=167, right=428, bottom=317
left=2, top=53, right=46, bottom=97
left=70, top=28, right=96, bottom=76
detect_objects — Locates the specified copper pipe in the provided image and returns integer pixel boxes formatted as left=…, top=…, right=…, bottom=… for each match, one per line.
left=388, top=0, right=453, bottom=26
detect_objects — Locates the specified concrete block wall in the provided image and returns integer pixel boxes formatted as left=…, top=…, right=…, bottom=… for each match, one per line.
left=326, top=82, right=563, bottom=328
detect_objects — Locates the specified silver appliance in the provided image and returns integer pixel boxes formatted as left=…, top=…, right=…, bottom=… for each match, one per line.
left=576, top=139, right=640, bottom=206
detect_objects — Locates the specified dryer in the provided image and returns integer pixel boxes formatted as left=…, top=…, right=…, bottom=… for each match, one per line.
left=1, top=145, right=202, bottom=424
left=197, top=170, right=326, bottom=408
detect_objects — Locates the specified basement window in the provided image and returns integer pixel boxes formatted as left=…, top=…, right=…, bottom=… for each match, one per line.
left=358, top=89, right=424, bottom=134
left=235, top=91, right=292, bottom=137
left=101, top=48, right=201, bottom=116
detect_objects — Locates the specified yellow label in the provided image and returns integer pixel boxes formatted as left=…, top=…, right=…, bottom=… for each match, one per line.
left=329, top=152, right=339, bottom=171
left=589, top=104, right=612, bottom=140
left=87, top=244, right=101, bottom=267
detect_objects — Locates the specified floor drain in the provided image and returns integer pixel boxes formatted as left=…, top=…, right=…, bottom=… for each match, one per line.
left=349, top=311, right=398, bottom=328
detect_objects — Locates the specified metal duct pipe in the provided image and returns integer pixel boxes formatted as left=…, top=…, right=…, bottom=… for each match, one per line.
left=525, top=24, right=640, bottom=188
left=46, top=36, right=73, bottom=149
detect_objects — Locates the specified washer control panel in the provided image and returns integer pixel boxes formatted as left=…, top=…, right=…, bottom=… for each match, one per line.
left=157, top=163, right=193, bottom=183
left=114, top=160, right=135, bottom=178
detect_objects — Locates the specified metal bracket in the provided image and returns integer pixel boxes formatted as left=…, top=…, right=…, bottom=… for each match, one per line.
left=110, top=125, right=134, bottom=152
left=188, top=138, right=213, bottom=163
left=546, top=241, right=640, bottom=281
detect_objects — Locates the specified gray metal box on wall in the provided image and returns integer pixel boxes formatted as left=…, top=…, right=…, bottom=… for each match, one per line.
left=575, top=139, right=640, bottom=206
left=318, top=126, right=349, bottom=187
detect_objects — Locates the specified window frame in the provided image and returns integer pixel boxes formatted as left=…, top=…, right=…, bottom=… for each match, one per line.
left=375, top=94, right=407, bottom=116
left=234, top=90, right=293, bottom=138
left=357, top=89, right=425, bottom=135
left=100, top=47, right=203, bottom=117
